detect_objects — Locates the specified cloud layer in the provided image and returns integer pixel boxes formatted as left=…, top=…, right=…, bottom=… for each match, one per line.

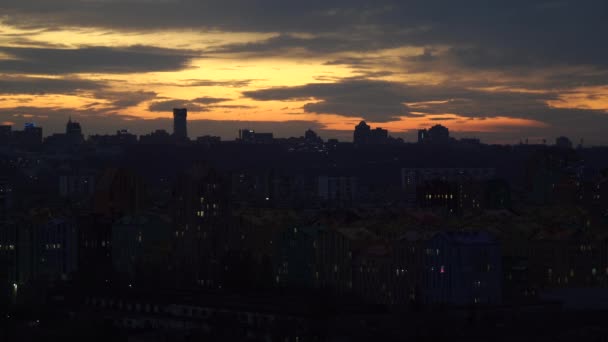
left=1, top=0, right=608, bottom=143
left=0, top=45, right=197, bottom=74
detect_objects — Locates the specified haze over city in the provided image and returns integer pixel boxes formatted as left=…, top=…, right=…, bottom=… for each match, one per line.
left=1, top=1, right=608, bottom=144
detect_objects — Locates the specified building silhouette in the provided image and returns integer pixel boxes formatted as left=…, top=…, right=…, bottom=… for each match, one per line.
left=12, top=122, right=42, bottom=149
left=556, top=136, right=573, bottom=149
left=44, top=117, right=84, bottom=149
left=238, top=129, right=274, bottom=144
left=418, top=124, right=450, bottom=144
left=0, top=125, right=11, bottom=145
left=173, top=108, right=188, bottom=139
left=354, top=121, right=389, bottom=145
left=139, top=129, right=172, bottom=145
left=417, top=129, right=427, bottom=144
left=370, top=127, right=388, bottom=144
left=304, top=129, right=321, bottom=142
left=353, top=121, right=371, bottom=145
left=66, top=117, right=84, bottom=144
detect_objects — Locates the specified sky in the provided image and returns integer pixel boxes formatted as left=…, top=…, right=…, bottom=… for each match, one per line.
left=1, top=0, right=607, bottom=144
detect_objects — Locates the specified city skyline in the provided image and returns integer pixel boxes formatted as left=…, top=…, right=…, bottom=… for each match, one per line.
left=1, top=113, right=584, bottom=147
left=1, top=1, right=608, bottom=144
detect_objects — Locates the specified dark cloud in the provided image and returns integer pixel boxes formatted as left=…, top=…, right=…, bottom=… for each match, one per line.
left=5, top=1, right=605, bottom=68
left=243, top=77, right=608, bottom=129
left=93, top=90, right=158, bottom=108
left=211, top=105, right=255, bottom=110
left=191, top=96, right=231, bottom=105
left=148, top=97, right=231, bottom=112
left=244, top=79, right=411, bottom=122
left=244, top=78, right=559, bottom=122
left=149, top=100, right=209, bottom=113
left=181, top=79, right=258, bottom=88
left=428, top=116, right=457, bottom=121
left=0, top=0, right=388, bottom=32
left=207, top=33, right=406, bottom=56
left=0, top=75, right=106, bottom=94
left=0, top=45, right=197, bottom=74
left=0, top=77, right=159, bottom=111
left=1, top=1, right=607, bottom=83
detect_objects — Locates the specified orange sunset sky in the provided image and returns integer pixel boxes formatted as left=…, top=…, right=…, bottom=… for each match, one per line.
left=1, top=1, right=607, bottom=144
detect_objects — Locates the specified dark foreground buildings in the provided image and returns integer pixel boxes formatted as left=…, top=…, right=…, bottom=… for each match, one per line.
left=1, top=113, right=608, bottom=341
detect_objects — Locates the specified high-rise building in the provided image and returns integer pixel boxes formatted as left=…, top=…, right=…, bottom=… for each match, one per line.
left=354, top=121, right=389, bottom=145
left=417, top=129, right=427, bottom=144
left=66, top=117, right=84, bottom=144
left=238, top=129, right=274, bottom=144
left=419, top=124, right=450, bottom=144
left=304, top=129, right=319, bottom=141
left=139, top=129, right=172, bottom=145
left=353, top=121, right=371, bottom=145
left=173, top=108, right=188, bottom=139
left=555, top=136, right=573, bottom=149
left=370, top=127, right=388, bottom=144
left=239, top=129, right=256, bottom=143
left=427, top=124, right=450, bottom=144
left=12, top=123, right=42, bottom=149
left=66, top=117, right=82, bottom=135
left=0, top=125, right=11, bottom=145
left=0, top=177, right=12, bottom=219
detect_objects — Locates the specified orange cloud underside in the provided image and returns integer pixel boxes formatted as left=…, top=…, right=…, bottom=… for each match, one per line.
left=547, top=86, right=608, bottom=111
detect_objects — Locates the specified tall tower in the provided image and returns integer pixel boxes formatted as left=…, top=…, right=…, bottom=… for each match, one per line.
left=173, top=108, right=188, bottom=139
left=66, top=116, right=84, bottom=144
